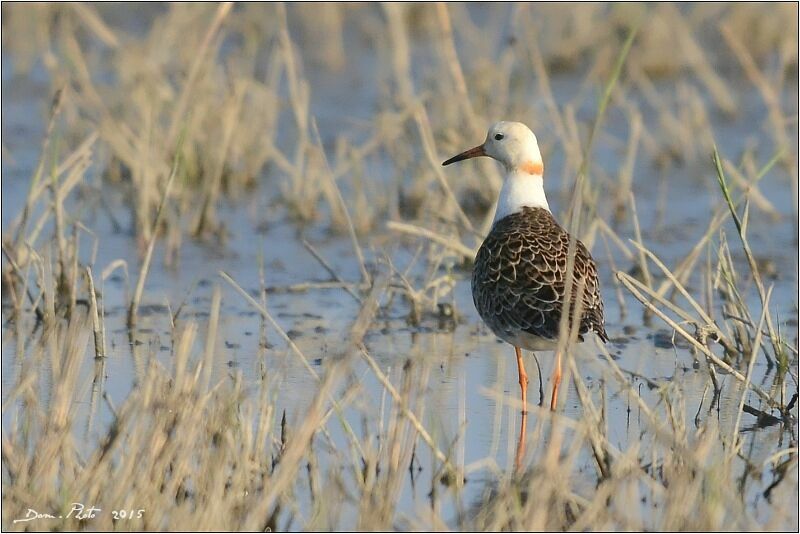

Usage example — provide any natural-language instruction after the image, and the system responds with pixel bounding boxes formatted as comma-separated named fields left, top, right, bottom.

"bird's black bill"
left=442, top=145, right=487, bottom=166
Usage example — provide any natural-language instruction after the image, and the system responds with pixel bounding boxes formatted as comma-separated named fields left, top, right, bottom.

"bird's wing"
left=472, top=207, right=607, bottom=342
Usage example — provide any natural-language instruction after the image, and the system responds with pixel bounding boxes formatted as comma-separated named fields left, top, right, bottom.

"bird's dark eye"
left=494, top=133, right=504, bottom=141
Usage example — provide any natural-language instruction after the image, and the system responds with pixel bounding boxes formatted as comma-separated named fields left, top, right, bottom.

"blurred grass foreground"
left=1, top=2, right=798, bottom=531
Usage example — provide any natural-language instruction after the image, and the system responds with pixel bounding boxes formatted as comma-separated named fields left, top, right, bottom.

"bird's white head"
left=442, top=121, right=549, bottom=222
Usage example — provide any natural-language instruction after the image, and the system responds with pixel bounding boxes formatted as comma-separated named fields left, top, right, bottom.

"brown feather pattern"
left=472, top=207, right=608, bottom=347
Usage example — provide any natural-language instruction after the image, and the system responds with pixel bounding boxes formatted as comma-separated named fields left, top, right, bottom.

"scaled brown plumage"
left=472, top=206, right=608, bottom=348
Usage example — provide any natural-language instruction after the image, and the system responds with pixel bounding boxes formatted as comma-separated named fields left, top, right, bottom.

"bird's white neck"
left=492, top=168, right=549, bottom=224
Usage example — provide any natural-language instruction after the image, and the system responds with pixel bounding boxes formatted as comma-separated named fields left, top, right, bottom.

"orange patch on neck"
left=520, top=161, right=544, bottom=175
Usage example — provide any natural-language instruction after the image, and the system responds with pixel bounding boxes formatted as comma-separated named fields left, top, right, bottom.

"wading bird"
left=443, top=121, right=607, bottom=416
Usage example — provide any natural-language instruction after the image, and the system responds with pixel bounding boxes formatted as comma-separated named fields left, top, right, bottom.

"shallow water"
left=2, top=5, right=798, bottom=530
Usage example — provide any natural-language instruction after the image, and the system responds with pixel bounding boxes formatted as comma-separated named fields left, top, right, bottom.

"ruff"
left=443, top=121, right=607, bottom=414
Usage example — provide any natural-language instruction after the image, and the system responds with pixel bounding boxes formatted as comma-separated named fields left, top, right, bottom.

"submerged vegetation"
left=1, top=3, right=797, bottom=531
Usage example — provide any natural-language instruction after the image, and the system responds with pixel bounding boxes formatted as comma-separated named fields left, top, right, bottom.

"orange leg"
left=515, top=346, right=528, bottom=413
left=549, top=350, right=562, bottom=411
left=514, top=408, right=528, bottom=472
